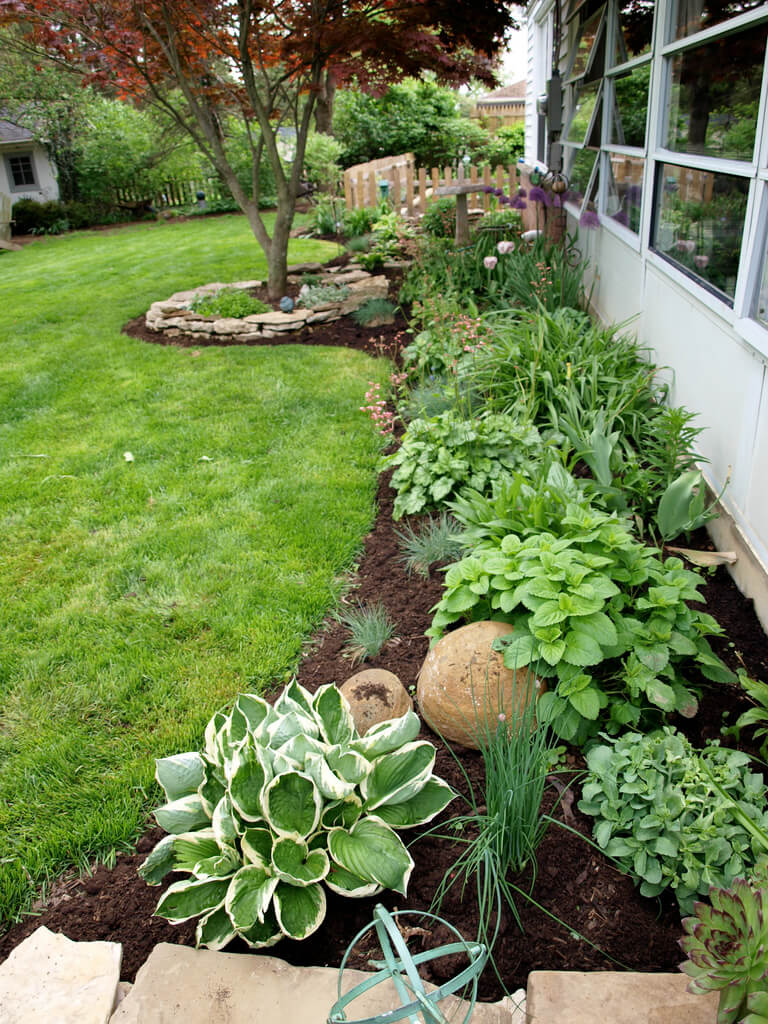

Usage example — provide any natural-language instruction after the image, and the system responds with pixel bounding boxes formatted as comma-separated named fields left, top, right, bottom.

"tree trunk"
left=313, top=72, right=336, bottom=135
left=265, top=198, right=296, bottom=300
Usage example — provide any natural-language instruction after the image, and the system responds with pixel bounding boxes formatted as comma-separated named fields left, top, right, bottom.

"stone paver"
left=0, top=926, right=122, bottom=1024
left=110, top=944, right=525, bottom=1023
left=526, top=971, right=719, bottom=1023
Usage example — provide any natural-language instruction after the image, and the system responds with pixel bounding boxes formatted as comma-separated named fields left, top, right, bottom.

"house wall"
left=0, top=141, right=59, bottom=203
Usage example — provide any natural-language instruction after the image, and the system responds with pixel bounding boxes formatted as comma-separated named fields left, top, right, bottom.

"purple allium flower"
left=511, top=197, right=527, bottom=210
left=579, top=209, right=600, bottom=229
left=500, top=195, right=511, bottom=205
left=481, top=185, right=494, bottom=194
left=492, top=188, right=504, bottom=197
left=611, top=209, right=630, bottom=227
left=552, top=194, right=562, bottom=207
left=529, top=185, right=548, bottom=205
left=517, top=188, right=527, bottom=198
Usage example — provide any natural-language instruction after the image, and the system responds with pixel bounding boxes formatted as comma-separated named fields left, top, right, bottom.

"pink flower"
left=483, top=256, right=498, bottom=270
left=693, top=254, right=710, bottom=269
left=497, top=240, right=515, bottom=255
left=675, top=239, right=696, bottom=254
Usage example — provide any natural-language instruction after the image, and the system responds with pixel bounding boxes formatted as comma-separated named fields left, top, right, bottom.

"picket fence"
left=114, top=176, right=228, bottom=209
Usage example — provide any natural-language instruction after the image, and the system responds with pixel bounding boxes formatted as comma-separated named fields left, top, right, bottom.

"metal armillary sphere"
left=327, top=904, right=487, bottom=1024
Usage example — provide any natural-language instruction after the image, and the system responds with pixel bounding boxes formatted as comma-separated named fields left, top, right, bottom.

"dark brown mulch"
left=2, top=297, right=768, bottom=999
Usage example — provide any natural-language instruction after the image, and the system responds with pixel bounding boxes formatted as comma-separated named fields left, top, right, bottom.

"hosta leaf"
left=198, top=759, right=226, bottom=818
left=325, top=864, right=382, bottom=899
left=227, top=747, right=271, bottom=821
left=172, top=830, right=221, bottom=873
left=154, top=794, right=210, bottom=835
left=277, top=734, right=328, bottom=767
left=241, top=827, right=273, bottom=867
left=204, top=711, right=227, bottom=762
left=303, top=752, right=355, bottom=801
left=328, top=818, right=413, bottom=895
left=263, top=771, right=321, bottom=838
left=351, top=711, right=420, bottom=760
left=212, top=794, right=240, bottom=847
left=155, top=877, right=230, bottom=924
left=362, top=742, right=436, bottom=811
left=326, top=747, right=370, bottom=785
left=225, top=865, right=278, bottom=931
left=235, top=693, right=271, bottom=733
left=372, top=778, right=456, bottom=829
left=284, top=679, right=314, bottom=716
left=194, top=850, right=241, bottom=878
left=271, top=837, right=329, bottom=886
left=155, top=753, right=206, bottom=803
left=273, top=882, right=326, bottom=940
left=322, top=795, right=363, bottom=830
left=268, top=710, right=319, bottom=748
left=228, top=705, right=249, bottom=747
left=138, top=834, right=176, bottom=885
left=195, top=906, right=237, bottom=951
left=313, top=684, right=356, bottom=746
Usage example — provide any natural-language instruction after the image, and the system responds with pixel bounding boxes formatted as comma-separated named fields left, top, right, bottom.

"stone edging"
left=144, top=261, right=403, bottom=341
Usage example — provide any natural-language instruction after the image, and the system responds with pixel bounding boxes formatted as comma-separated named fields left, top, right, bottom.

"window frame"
left=5, top=151, right=38, bottom=193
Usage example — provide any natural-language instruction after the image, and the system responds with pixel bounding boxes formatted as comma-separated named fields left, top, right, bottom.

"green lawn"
left=0, top=214, right=386, bottom=926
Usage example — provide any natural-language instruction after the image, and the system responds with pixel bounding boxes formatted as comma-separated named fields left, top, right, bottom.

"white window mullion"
left=652, top=149, right=756, bottom=178
left=661, top=5, right=768, bottom=55
left=638, top=0, right=671, bottom=251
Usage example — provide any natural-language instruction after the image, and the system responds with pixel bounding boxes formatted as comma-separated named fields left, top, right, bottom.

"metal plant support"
left=327, top=904, right=487, bottom=1024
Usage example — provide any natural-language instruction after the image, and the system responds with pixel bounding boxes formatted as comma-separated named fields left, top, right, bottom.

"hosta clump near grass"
left=139, top=681, right=454, bottom=949
left=680, top=858, right=768, bottom=1024
left=191, top=288, right=270, bottom=318
left=428, top=503, right=735, bottom=743
left=578, top=728, right=768, bottom=915
left=383, top=411, right=542, bottom=520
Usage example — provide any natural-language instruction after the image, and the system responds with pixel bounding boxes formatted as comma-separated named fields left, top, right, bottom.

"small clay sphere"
left=340, top=669, right=413, bottom=736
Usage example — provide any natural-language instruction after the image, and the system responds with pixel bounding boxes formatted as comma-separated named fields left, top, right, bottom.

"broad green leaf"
left=325, top=864, right=382, bottom=898
left=313, top=684, right=356, bottom=746
left=539, top=638, right=566, bottom=665
left=645, top=677, right=677, bottom=712
left=322, top=795, right=363, bottom=830
left=635, top=644, right=670, bottom=674
left=239, top=909, right=283, bottom=949
left=154, top=794, right=210, bottom=835
left=362, top=742, right=435, bottom=811
left=350, top=711, right=420, bottom=760
left=196, top=906, right=237, bottom=951
left=155, top=877, right=230, bottom=924
left=172, top=830, right=220, bottom=873
left=155, top=753, right=206, bottom=803
left=273, top=882, right=326, bottom=940
left=139, top=834, right=175, bottom=885
left=271, top=837, right=329, bottom=886
left=225, top=865, right=278, bottom=931
left=568, top=687, right=601, bottom=720
left=303, top=752, right=355, bottom=801
left=235, top=693, right=271, bottom=732
left=328, top=818, right=413, bottom=895
left=570, top=611, right=618, bottom=648
left=268, top=710, right=319, bottom=748
left=277, top=734, right=328, bottom=767
left=530, top=601, right=569, bottom=628
left=284, top=680, right=314, bottom=715
left=194, top=850, right=241, bottom=878
left=373, top=778, right=456, bottom=829
left=241, top=827, right=273, bottom=867
left=212, top=794, right=240, bottom=847
left=326, top=747, right=370, bottom=785
left=562, top=631, right=604, bottom=667
left=263, top=771, right=321, bottom=838
left=502, top=634, right=536, bottom=669
left=227, top=747, right=271, bottom=821
left=198, top=759, right=226, bottom=817
left=228, top=705, right=249, bottom=747
left=204, top=711, right=227, bottom=762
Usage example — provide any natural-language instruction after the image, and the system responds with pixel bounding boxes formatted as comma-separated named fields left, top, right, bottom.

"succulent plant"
left=680, top=860, right=768, bottom=1024
left=139, top=680, right=455, bottom=949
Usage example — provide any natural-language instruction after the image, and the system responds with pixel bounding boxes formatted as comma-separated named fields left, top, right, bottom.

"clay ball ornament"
left=340, top=669, right=413, bottom=736
left=279, top=295, right=295, bottom=313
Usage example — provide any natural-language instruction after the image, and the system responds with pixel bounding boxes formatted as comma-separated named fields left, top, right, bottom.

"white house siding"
left=0, top=140, right=59, bottom=203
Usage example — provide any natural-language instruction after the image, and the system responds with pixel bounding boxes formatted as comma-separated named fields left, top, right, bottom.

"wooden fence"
left=0, top=192, right=11, bottom=243
left=114, top=175, right=229, bottom=209
left=343, top=154, right=521, bottom=217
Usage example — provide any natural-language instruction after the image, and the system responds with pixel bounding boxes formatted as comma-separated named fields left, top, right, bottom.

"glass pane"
left=652, top=162, right=749, bottom=300
left=756, top=248, right=768, bottom=326
left=606, top=154, right=645, bottom=232
left=569, top=6, right=605, bottom=80
left=610, top=63, right=650, bottom=148
left=613, top=0, right=654, bottom=65
left=566, top=147, right=599, bottom=204
left=566, top=80, right=601, bottom=144
left=666, top=24, right=768, bottom=160
left=673, top=0, right=766, bottom=40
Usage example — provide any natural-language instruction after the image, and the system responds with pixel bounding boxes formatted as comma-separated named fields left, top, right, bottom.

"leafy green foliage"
left=729, top=672, right=768, bottom=761
left=680, top=859, right=768, bottom=1024
left=479, top=123, right=525, bottom=168
left=384, top=411, right=542, bottom=519
left=190, top=289, right=270, bottom=318
left=302, top=133, right=343, bottom=192
left=429, top=507, right=735, bottom=743
left=298, top=282, right=350, bottom=308
left=140, top=682, right=454, bottom=947
left=656, top=469, right=723, bottom=541
left=394, top=513, right=465, bottom=577
left=336, top=601, right=396, bottom=663
left=421, top=198, right=457, bottom=239
left=351, top=298, right=398, bottom=326
left=579, top=729, right=768, bottom=915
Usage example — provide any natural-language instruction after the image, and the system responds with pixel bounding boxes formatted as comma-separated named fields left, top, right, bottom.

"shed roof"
left=477, top=81, right=527, bottom=104
left=0, top=120, right=35, bottom=144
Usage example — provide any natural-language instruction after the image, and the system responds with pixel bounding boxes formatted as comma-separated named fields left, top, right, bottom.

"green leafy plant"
left=420, top=197, right=456, bottom=239
left=191, top=288, right=270, bottom=318
left=428, top=506, right=735, bottom=743
left=383, top=410, right=542, bottom=519
left=343, top=205, right=381, bottom=238
left=346, top=234, right=372, bottom=253
left=656, top=469, right=724, bottom=541
left=336, top=601, right=396, bottom=663
left=680, top=859, right=768, bottom=1024
left=728, top=671, right=768, bottom=760
left=310, top=194, right=343, bottom=236
left=139, top=681, right=454, bottom=948
left=394, top=512, right=465, bottom=577
left=298, top=282, right=350, bottom=309
left=578, top=728, right=768, bottom=914
left=351, top=298, right=398, bottom=326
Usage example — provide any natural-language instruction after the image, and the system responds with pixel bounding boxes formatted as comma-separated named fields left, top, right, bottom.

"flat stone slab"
left=0, top=926, right=122, bottom=1024
left=110, top=944, right=524, bottom=1023
left=527, top=971, right=719, bottom=1023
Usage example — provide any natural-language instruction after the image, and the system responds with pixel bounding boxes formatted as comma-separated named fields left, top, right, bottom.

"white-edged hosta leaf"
left=271, top=751, right=300, bottom=774
left=225, top=865, right=278, bottom=931
left=155, top=753, right=206, bottom=802
left=273, top=881, right=326, bottom=940
left=322, top=795, right=363, bottom=830
left=198, top=759, right=226, bottom=817
left=212, top=794, right=240, bottom=847
left=313, top=684, right=356, bottom=746
left=204, top=711, right=227, bottom=762
left=350, top=711, right=420, bottom=760
left=242, top=827, right=273, bottom=867
left=155, top=877, right=230, bottom=924
left=326, top=746, right=370, bottom=785
left=238, top=908, right=283, bottom=949
left=235, top=693, right=271, bottom=733
left=263, top=771, right=321, bottom=838
left=227, top=704, right=249, bottom=747
left=194, top=849, right=241, bottom=879
left=325, top=864, right=382, bottom=899
left=362, top=742, right=435, bottom=811
left=138, top=834, right=175, bottom=885
left=372, top=778, right=456, bottom=829
left=284, top=679, right=314, bottom=715
left=304, top=752, right=356, bottom=801
left=271, top=836, right=330, bottom=886
left=328, top=817, right=413, bottom=895
left=227, top=747, right=271, bottom=821
left=154, top=794, right=209, bottom=835
left=268, top=710, right=320, bottom=749
left=196, top=906, right=237, bottom=951
left=277, top=733, right=329, bottom=767
left=171, top=830, right=220, bottom=872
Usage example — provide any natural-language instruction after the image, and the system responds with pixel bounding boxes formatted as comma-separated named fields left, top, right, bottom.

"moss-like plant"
left=191, top=288, right=270, bottom=318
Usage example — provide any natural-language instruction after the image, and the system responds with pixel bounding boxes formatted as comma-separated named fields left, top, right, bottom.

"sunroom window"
left=672, top=0, right=766, bottom=41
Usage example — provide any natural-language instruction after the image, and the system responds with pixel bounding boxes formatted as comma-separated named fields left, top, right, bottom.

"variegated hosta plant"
left=680, top=860, right=768, bottom=1024
left=139, top=681, right=455, bottom=950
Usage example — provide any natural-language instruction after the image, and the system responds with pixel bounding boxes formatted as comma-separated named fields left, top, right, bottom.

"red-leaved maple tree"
left=1, top=0, right=517, bottom=296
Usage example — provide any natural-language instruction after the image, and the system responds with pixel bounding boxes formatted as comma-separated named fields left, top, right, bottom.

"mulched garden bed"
left=2, top=286, right=768, bottom=1001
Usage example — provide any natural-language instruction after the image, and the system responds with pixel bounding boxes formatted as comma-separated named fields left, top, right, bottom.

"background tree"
left=1, top=0, right=517, bottom=298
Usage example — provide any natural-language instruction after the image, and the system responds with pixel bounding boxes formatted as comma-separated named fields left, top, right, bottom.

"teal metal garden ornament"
left=328, top=904, right=487, bottom=1024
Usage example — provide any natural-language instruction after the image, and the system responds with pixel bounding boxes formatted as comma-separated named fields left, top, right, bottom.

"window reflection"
left=610, top=64, right=650, bottom=147
left=652, top=163, right=749, bottom=299
left=613, top=0, right=654, bottom=64
left=566, top=80, right=601, bottom=144
left=566, top=148, right=599, bottom=204
left=756, top=250, right=768, bottom=326
left=569, top=6, right=606, bottom=80
left=673, top=0, right=766, bottom=40
left=606, top=154, right=645, bottom=232
left=666, top=24, right=768, bottom=160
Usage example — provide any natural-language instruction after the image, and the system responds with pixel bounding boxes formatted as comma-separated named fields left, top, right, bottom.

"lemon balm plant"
left=139, top=681, right=454, bottom=949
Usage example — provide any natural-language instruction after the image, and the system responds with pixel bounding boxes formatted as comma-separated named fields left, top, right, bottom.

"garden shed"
left=525, top=0, right=768, bottom=630
left=0, top=119, right=59, bottom=204
left=474, top=80, right=527, bottom=129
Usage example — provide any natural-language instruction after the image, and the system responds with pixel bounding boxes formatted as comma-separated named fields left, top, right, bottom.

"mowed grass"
left=0, top=214, right=386, bottom=926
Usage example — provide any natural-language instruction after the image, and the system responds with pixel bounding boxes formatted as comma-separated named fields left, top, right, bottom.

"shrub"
left=139, top=681, right=455, bottom=948
left=12, top=199, right=68, bottom=235
left=579, top=728, right=768, bottom=914
left=343, top=206, right=380, bottom=237
left=191, top=289, right=270, bottom=319
left=421, top=198, right=456, bottom=239
left=303, top=133, right=343, bottom=192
